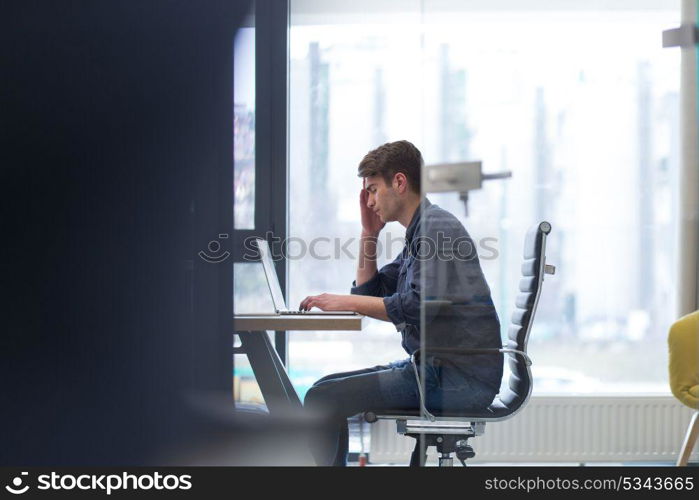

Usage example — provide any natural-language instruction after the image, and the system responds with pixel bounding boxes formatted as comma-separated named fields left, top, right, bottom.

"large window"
left=233, top=5, right=266, bottom=407
left=288, top=0, right=681, bottom=397
left=288, top=6, right=424, bottom=399
left=234, top=13, right=256, bottom=230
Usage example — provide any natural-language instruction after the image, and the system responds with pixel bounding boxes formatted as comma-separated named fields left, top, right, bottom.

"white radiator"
left=369, top=396, right=699, bottom=464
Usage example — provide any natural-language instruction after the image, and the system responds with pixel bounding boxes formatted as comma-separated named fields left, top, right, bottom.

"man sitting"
left=300, top=140, right=503, bottom=466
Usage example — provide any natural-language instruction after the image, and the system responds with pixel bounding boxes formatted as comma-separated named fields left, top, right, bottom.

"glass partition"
left=420, top=0, right=680, bottom=395
left=288, top=0, right=680, bottom=406
left=285, top=0, right=680, bottom=464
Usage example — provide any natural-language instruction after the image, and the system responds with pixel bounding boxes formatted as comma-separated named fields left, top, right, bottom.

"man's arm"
left=298, top=293, right=389, bottom=321
left=356, top=186, right=384, bottom=286
left=356, top=231, right=379, bottom=287
left=298, top=185, right=397, bottom=318
left=352, top=186, right=404, bottom=296
left=351, top=295, right=389, bottom=320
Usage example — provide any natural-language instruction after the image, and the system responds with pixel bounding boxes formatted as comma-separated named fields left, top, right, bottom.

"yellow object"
left=668, top=311, right=699, bottom=409
left=668, top=310, right=699, bottom=466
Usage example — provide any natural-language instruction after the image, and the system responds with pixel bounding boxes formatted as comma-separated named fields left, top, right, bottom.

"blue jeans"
left=303, top=358, right=498, bottom=466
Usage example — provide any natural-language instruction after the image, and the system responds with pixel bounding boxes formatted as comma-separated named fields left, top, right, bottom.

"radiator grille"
left=369, top=396, right=699, bottom=464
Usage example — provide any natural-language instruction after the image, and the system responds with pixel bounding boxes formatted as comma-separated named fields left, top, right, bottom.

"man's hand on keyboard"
left=299, top=293, right=355, bottom=312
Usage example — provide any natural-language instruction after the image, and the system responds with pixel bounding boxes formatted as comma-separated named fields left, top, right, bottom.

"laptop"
left=255, top=238, right=358, bottom=316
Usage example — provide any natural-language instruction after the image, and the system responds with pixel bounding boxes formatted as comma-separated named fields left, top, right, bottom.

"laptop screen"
left=255, top=238, right=287, bottom=312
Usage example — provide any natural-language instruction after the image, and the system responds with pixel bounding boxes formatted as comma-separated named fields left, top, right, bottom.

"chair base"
left=677, top=411, right=699, bottom=466
left=397, top=419, right=485, bottom=436
left=397, top=418, right=484, bottom=466
left=408, top=433, right=476, bottom=467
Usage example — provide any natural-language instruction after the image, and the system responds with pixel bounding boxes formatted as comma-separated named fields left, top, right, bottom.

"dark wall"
left=0, top=0, right=247, bottom=465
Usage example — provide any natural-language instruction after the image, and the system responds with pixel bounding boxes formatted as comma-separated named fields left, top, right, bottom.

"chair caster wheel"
left=455, top=440, right=475, bottom=462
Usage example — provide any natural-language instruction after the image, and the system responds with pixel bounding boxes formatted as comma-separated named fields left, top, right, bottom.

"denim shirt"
left=351, top=199, right=504, bottom=390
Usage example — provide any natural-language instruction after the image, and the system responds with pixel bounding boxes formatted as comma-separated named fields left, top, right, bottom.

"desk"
left=234, top=314, right=366, bottom=414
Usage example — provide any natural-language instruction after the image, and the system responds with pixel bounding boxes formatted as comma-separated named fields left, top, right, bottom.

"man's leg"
left=305, top=363, right=398, bottom=466
left=310, top=361, right=401, bottom=388
left=303, top=359, right=418, bottom=466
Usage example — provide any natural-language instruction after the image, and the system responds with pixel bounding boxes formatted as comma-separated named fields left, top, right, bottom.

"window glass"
left=234, top=10, right=256, bottom=229
left=233, top=262, right=274, bottom=407
left=289, top=4, right=423, bottom=402
left=421, top=2, right=680, bottom=394
left=234, top=262, right=274, bottom=315
left=288, top=0, right=681, bottom=404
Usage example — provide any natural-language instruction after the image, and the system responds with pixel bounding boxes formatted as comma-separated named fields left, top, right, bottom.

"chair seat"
left=366, top=397, right=518, bottom=421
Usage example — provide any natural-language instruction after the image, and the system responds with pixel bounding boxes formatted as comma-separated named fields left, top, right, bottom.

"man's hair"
left=357, top=140, right=422, bottom=193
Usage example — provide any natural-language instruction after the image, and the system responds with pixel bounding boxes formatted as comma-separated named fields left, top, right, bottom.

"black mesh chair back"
left=486, top=220, right=552, bottom=418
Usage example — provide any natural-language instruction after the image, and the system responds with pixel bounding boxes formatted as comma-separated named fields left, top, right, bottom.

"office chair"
left=364, top=221, right=555, bottom=466
left=668, top=310, right=699, bottom=466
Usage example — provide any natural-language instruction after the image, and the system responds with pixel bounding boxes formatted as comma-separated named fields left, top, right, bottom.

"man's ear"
left=393, top=172, right=408, bottom=194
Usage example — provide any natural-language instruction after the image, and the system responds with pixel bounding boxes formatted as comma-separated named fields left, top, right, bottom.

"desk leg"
left=237, top=330, right=302, bottom=414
